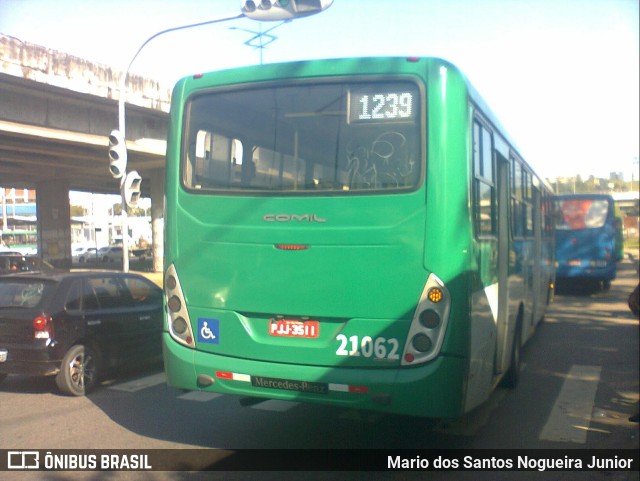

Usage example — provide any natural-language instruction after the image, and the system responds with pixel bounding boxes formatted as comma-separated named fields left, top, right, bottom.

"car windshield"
left=0, top=280, right=53, bottom=308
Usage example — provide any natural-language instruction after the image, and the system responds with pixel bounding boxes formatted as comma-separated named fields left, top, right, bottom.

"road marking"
left=249, top=400, right=299, bottom=412
left=178, top=391, right=223, bottom=402
left=539, top=364, right=602, bottom=444
left=108, top=372, right=166, bottom=392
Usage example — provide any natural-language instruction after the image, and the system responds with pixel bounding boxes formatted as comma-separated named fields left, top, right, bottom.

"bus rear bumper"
left=163, top=333, right=466, bottom=418
left=556, top=263, right=616, bottom=281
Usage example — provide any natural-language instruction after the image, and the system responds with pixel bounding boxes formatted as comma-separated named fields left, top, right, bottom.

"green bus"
left=163, top=57, right=555, bottom=418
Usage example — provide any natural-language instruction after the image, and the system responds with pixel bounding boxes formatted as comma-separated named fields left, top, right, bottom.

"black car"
left=0, top=270, right=163, bottom=395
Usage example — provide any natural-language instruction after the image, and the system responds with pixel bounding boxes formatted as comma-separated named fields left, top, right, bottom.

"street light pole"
left=115, top=12, right=244, bottom=272
left=117, top=13, right=245, bottom=139
left=109, top=0, right=333, bottom=272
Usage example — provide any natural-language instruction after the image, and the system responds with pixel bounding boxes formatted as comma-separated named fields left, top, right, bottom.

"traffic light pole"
left=111, top=1, right=333, bottom=272
left=121, top=195, right=129, bottom=272
left=115, top=12, right=244, bottom=272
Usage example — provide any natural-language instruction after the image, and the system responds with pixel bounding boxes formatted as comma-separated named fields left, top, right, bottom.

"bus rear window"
left=555, top=198, right=610, bottom=230
left=183, top=81, right=422, bottom=194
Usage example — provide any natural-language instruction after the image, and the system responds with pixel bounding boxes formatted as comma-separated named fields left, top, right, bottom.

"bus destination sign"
left=349, top=90, right=415, bottom=123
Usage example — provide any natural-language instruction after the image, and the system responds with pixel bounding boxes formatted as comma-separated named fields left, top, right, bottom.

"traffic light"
left=108, top=129, right=127, bottom=179
left=241, top=0, right=333, bottom=20
left=121, top=170, right=142, bottom=208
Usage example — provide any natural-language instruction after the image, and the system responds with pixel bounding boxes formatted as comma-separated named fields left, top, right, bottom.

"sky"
left=0, top=0, right=638, bottom=182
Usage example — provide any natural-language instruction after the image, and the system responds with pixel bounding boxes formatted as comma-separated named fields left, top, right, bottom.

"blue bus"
left=555, top=194, right=620, bottom=290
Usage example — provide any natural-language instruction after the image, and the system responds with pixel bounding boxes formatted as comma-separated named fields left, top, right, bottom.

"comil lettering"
left=263, top=214, right=326, bottom=223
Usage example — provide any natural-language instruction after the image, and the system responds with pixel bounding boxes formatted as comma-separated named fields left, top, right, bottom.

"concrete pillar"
left=36, top=179, right=71, bottom=268
left=150, top=168, right=164, bottom=273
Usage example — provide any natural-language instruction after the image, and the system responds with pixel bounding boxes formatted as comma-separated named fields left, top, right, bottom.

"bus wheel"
left=501, top=325, right=521, bottom=389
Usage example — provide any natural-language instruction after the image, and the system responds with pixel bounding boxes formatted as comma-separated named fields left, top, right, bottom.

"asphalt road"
left=1, top=259, right=638, bottom=481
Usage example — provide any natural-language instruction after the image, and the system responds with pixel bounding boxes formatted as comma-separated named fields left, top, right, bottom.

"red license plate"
left=269, top=319, right=319, bottom=338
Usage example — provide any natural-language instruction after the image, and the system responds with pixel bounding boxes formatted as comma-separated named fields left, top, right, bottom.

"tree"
left=70, top=205, right=87, bottom=216
left=110, top=202, right=146, bottom=217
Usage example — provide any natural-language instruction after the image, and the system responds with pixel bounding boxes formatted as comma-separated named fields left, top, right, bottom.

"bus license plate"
left=0, top=349, right=7, bottom=363
left=269, top=319, right=319, bottom=338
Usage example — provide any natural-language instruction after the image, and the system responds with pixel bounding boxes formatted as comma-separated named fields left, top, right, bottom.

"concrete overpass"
left=0, top=34, right=172, bottom=270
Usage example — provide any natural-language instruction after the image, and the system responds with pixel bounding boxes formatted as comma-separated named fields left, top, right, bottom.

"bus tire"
left=501, top=323, right=521, bottom=389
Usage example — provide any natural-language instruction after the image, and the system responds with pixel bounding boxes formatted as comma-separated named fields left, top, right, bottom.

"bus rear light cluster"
left=401, top=273, right=451, bottom=366
left=172, top=317, right=189, bottom=335
left=165, top=264, right=195, bottom=348
left=419, top=309, right=441, bottom=329
left=411, top=333, right=432, bottom=352
left=427, top=287, right=443, bottom=303
left=167, top=295, right=182, bottom=312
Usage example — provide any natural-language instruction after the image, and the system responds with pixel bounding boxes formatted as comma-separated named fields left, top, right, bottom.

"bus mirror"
left=242, top=0, right=334, bottom=20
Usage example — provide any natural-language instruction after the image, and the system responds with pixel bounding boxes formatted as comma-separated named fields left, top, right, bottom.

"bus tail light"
left=419, top=310, right=441, bottom=329
left=401, top=273, right=451, bottom=366
left=427, top=287, right=443, bottom=303
left=165, top=264, right=195, bottom=348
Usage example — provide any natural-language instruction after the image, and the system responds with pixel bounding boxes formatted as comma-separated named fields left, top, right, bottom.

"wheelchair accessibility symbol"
left=197, top=318, right=219, bottom=344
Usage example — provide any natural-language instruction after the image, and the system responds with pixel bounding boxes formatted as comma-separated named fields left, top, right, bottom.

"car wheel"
left=55, top=344, right=99, bottom=396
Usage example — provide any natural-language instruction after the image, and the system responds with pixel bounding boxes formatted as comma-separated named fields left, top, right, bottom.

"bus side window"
left=511, top=157, right=525, bottom=238
left=523, top=170, right=534, bottom=236
left=473, top=120, right=496, bottom=237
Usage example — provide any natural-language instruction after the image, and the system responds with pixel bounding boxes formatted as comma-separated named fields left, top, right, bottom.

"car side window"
left=82, top=282, right=100, bottom=310
left=123, top=277, right=161, bottom=307
left=64, top=281, right=82, bottom=312
left=88, top=276, right=134, bottom=309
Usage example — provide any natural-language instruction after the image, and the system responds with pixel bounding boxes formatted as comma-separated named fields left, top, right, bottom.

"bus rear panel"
left=555, top=194, right=618, bottom=288
left=163, top=57, right=553, bottom=418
